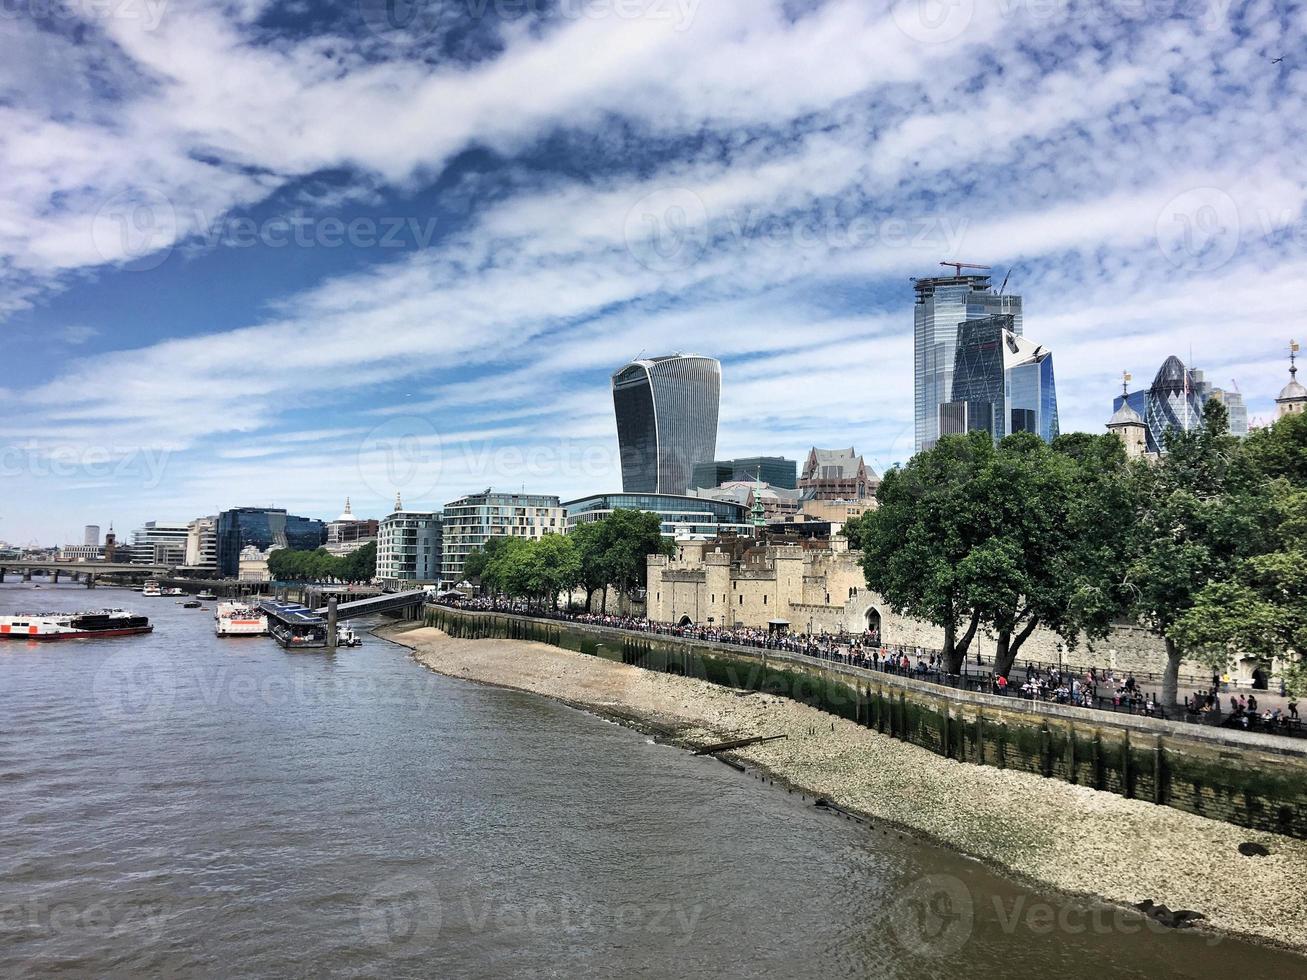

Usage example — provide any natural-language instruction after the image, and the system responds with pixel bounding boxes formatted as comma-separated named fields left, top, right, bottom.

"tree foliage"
left=461, top=509, right=673, bottom=611
left=267, top=541, right=377, bottom=583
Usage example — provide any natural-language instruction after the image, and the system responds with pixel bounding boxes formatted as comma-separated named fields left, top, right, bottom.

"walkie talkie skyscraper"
left=612, top=354, right=721, bottom=495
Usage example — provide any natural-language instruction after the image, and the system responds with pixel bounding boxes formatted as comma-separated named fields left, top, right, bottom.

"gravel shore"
left=382, top=624, right=1307, bottom=954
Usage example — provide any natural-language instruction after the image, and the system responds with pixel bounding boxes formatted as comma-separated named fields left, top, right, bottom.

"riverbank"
left=381, top=623, right=1307, bottom=955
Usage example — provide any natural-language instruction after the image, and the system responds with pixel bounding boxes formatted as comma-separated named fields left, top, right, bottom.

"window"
left=763, top=595, right=767, bottom=605
left=738, top=595, right=743, bottom=605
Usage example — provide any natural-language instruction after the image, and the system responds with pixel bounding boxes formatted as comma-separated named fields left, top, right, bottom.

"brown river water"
left=0, top=580, right=1300, bottom=978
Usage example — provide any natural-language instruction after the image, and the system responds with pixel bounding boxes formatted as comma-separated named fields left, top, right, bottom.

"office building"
left=441, top=490, right=563, bottom=584
left=612, top=354, right=721, bottom=495
left=691, top=456, right=798, bottom=490
left=798, top=447, right=879, bottom=500
left=377, top=497, right=442, bottom=586
left=83, top=525, right=100, bottom=547
left=914, top=274, right=1022, bottom=452
left=326, top=498, right=379, bottom=556
left=564, top=492, right=754, bottom=541
left=1114, top=355, right=1205, bottom=454
left=130, top=521, right=189, bottom=566
left=1210, top=387, right=1249, bottom=437
left=184, top=516, right=218, bottom=569
left=938, top=315, right=1059, bottom=444
left=58, top=545, right=104, bottom=562
left=215, top=507, right=327, bottom=578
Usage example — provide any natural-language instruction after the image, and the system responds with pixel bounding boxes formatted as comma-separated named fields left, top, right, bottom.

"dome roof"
left=335, top=497, right=356, bottom=523
left=1279, top=378, right=1307, bottom=402
left=1108, top=400, right=1144, bottom=426
left=1150, top=355, right=1188, bottom=394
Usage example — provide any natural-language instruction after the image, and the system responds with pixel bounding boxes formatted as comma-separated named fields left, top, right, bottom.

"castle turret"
left=1276, top=340, right=1306, bottom=419
left=1107, top=371, right=1149, bottom=458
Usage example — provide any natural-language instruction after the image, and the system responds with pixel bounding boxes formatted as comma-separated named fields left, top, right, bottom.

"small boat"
left=197, top=590, right=217, bottom=601
left=162, top=588, right=184, bottom=597
left=182, top=600, right=202, bottom=609
left=142, top=581, right=162, bottom=598
left=337, top=625, right=363, bottom=648
left=0, top=609, right=152, bottom=640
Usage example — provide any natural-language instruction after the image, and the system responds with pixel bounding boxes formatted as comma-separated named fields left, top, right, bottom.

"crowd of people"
left=433, top=596, right=1300, bottom=735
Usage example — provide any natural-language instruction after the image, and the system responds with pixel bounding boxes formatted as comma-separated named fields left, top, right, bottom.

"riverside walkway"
left=430, top=599, right=1305, bottom=741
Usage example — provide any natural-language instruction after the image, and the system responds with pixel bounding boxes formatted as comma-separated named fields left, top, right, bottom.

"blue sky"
left=1, top=0, right=1303, bottom=545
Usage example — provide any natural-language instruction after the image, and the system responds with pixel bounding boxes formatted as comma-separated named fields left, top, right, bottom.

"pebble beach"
left=382, top=624, right=1307, bottom=955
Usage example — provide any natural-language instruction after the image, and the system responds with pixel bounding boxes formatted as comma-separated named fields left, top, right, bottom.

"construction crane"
left=939, top=261, right=991, bottom=277
left=998, top=266, right=1015, bottom=296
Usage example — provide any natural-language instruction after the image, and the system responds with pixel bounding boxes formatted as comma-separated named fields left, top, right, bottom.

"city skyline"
left=3, top=4, right=1303, bottom=543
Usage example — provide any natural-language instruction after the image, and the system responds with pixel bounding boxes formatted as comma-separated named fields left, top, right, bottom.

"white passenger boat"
left=214, top=602, right=269, bottom=637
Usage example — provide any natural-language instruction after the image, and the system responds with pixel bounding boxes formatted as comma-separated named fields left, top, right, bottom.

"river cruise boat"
left=0, top=609, right=152, bottom=640
left=197, top=590, right=218, bottom=601
left=259, top=600, right=329, bottom=649
left=142, top=581, right=162, bottom=597
left=214, top=602, right=269, bottom=637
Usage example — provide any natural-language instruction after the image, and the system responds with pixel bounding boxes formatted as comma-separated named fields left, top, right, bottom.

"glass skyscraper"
left=612, top=354, right=721, bottom=495
left=913, top=275, right=1022, bottom=452
left=939, top=315, right=1058, bottom=445
left=690, top=456, right=797, bottom=489
left=1113, top=355, right=1206, bottom=454
left=215, top=507, right=327, bottom=577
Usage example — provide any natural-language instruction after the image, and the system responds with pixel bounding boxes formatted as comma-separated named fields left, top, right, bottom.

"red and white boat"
left=0, top=609, right=153, bottom=640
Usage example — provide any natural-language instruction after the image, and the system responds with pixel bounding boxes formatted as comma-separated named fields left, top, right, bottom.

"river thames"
left=0, top=580, right=1299, bottom=977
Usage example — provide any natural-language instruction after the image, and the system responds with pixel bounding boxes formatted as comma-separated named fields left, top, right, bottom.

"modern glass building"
left=563, top=493, right=753, bottom=540
left=441, top=491, right=564, bottom=584
left=1113, top=355, right=1206, bottom=454
left=215, top=507, right=327, bottom=578
left=612, top=354, right=721, bottom=495
left=690, top=456, right=797, bottom=489
left=939, top=315, right=1059, bottom=445
left=913, top=275, right=1022, bottom=452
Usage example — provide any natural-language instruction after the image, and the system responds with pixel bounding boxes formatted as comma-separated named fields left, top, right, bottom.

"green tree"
left=529, top=533, right=581, bottom=609
left=601, top=509, right=674, bottom=608
left=1124, top=398, right=1272, bottom=704
left=570, top=520, right=614, bottom=612
left=852, top=431, right=994, bottom=673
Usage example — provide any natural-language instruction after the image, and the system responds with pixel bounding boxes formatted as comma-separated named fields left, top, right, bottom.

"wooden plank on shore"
left=692, top=734, right=788, bottom=756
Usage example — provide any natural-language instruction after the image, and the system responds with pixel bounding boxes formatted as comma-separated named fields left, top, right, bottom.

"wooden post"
left=1154, top=735, right=1165, bottom=805
left=1067, top=724, right=1077, bottom=785
left=1092, top=732, right=1103, bottom=790
left=1121, top=732, right=1133, bottom=799
left=327, top=596, right=338, bottom=650
left=976, top=709, right=985, bottom=766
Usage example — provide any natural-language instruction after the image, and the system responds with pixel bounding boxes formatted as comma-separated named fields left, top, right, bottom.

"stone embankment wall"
left=423, top=605, right=1307, bottom=839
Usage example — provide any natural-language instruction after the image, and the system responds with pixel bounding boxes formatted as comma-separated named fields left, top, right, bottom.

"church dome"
left=335, top=497, right=356, bottom=523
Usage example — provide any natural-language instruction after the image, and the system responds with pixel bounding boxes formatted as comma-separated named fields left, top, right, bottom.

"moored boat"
left=214, top=602, right=269, bottom=637
left=142, top=581, right=162, bottom=598
left=0, top=609, right=152, bottom=640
